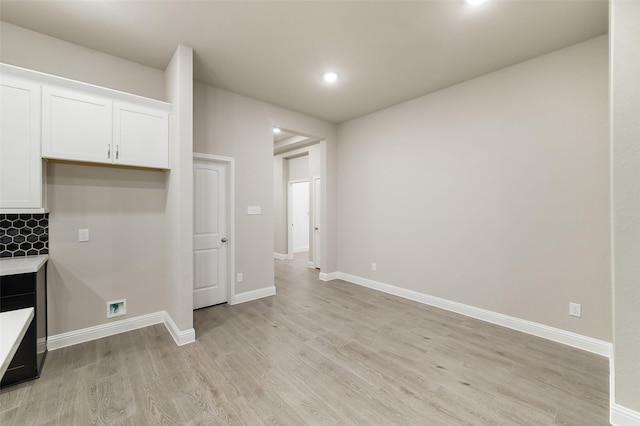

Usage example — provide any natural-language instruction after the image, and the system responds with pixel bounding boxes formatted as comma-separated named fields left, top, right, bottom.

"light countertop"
left=0, top=255, right=49, bottom=277
left=0, top=308, right=34, bottom=378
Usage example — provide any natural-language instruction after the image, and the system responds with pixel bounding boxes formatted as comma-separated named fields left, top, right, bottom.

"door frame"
left=193, top=153, right=237, bottom=305
left=311, top=175, right=321, bottom=269
left=287, top=178, right=310, bottom=259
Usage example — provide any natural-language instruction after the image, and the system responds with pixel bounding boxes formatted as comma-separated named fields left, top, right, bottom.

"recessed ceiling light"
left=323, top=72, right=338, bottom=84
left=465, top=0, right=486, bottom=4
left=273, top=127, right=281, bottom=134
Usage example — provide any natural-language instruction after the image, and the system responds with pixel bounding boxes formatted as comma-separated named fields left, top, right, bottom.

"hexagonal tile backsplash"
left=0, top=213, right=49, bottom=258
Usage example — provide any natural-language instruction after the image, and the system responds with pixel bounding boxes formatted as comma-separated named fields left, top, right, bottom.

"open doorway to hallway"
left=273, top=128, right=322, bottom=270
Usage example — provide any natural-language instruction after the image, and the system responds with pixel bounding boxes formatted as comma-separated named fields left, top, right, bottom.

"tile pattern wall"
left=0, top=213, right=49, bottom=258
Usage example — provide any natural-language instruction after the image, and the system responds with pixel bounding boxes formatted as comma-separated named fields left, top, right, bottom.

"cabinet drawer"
left=0, top=293, right=36, bottom=312
left=0, top=272, right=36, bottom=296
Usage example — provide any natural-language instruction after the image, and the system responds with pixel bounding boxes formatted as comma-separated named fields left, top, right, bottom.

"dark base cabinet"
left=0, top=264, right=47, bottom=388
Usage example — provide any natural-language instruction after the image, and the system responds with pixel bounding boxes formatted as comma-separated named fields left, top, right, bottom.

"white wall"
left=611, top=0, right=640, bottom=414
left=289, top=155, right=310, bottom=181
left=193, top=84, right=275, bottom=293
left=273, top=155, right=287, bottom=256
left=0, top=21, right=165, bottom=101
left=46, top=164, right=168, bottom=334
left=336, top=36, right=610, bottom=341
left=164, top=45, right=194, bottom=333
left=1, top=22, right=195, bottom=336
left=194, top=83, right=337, bottom=287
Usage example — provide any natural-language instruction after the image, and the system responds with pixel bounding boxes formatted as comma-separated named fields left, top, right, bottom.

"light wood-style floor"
left=1, top=252, right=609, bottom=425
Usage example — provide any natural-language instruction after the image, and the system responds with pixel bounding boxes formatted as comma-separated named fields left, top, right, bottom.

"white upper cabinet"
left=0, top=75, right=45, bottom=210
left=113, top=102, right=169, bottom=169
left=42, top=85, right=170, bottom=169
left=42, top=86, right=113, bottom=165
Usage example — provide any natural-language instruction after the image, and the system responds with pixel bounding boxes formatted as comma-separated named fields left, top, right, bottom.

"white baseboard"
left=274, top=252, right=289, bottom=260
left=336, top=272, right=612, bottom=358
left=307, top=261, right=315, bottom=268
left=293, top=247, right=309, bottom=253
left=319, top=271, right=338, bottom=282
left=232, top=286, right=276, bottom=305
left=611, top=404, right=640, bottom=426
left=163, top=312, right=196, bottom=346
left=47, top=311, right=195, bottom=350
left=48, top=311, right=164, bottom=350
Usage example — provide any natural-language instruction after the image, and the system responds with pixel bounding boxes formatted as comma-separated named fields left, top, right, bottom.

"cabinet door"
left=0, top=77, right=43, bottom=209
left=113, top=102, right=169, bottom=169
left=42, top=86, right=113, bottom=164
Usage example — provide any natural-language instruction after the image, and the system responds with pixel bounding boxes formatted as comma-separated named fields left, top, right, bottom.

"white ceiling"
left=0, top=1, right=608, bottom=124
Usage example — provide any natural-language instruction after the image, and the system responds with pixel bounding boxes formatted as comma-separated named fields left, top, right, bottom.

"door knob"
left=221, top=238, right=227, bottom=243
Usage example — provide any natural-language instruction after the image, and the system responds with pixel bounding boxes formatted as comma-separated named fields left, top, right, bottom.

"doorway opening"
left=273, top=128, right=322, bottom=270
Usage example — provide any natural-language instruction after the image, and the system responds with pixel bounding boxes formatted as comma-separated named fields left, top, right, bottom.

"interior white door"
left=312, top=177, right=321, bottom=269
left=193, top=160, right=228, bottom=309
left=290, top=181, right=310, bottom=253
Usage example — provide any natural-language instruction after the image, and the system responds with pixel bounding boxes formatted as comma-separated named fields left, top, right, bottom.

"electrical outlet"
left=107, top=299, right=126, bottom=318
left=371, top=262, right=377, bottom=272
left=237, top=273, right=243, bottom=283
left=78, top=228, right=90, bottom=242
left=247, top=206, right=261, bottom=215
left=569, top=302, right=581, bottom=318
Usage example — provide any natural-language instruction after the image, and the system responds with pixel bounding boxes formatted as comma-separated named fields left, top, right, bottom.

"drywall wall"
left=193, top=83, right=337, bottom=290
left=193, top=84, right=275, bottom=294
left=611, top=0, right=640, bottom=413
left=46, top=163, right=168, bottom=334
left=289, top=155, right=310, bottom=181
left=273, top=155, right=287, bottom=256
left=0, top=21, right=165, bottom=101
left=0, top=23, right=195, bottom=337
left=164, top=45, right=194, bottom=333
left=336, top=36, right=610, bottom=341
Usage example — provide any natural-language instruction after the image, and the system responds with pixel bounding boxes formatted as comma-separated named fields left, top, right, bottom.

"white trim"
left=193, top=153, right=236, bottom=306
left=336, top=272, right=612, bottom=357
left=311, top=175, right=321, bottom=269
left=48, top=311, right=164, bottom=350
left=274, top=252, right=289, bottom=260
left=293, top=247, right=309, bottom=253
left=307, top=261, right=315, bottom=269
left=163, top=312, right=196, bottom=346
left=231, top=286, right=276, bottom=305
left=611, top=404, right=640, bottom=426
left=0, top=208, right=49, bottom=214
left=319, top=271, right=338, bottom=282
left=610, top=347, right=640, bottom=426
left=611, top=352, right=617, bottom=425
left=47, top=311, right=195, bottom=350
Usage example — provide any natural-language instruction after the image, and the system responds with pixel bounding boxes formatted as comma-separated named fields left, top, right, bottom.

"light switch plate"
left=78, top=229, right=90, bottom=242
left=247, top=206, right=261, bottom=215
left=237, top=273, right=243, bottom=283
